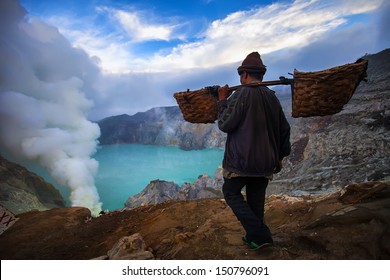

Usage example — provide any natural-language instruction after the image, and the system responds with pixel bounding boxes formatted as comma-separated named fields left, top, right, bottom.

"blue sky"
left=20, top=0, right=282, bottom=73
left=5, top=0, right=390, bottom=119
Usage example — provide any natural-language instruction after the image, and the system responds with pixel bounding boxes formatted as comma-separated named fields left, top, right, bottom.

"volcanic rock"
left=0, top=154, right=65, bottom=214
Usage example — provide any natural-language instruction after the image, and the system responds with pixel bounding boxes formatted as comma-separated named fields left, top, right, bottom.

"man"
left=217, top=52, right=291, bottom=250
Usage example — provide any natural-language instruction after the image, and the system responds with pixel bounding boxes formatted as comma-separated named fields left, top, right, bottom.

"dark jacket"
left=217, top=85, right=291, bottom=177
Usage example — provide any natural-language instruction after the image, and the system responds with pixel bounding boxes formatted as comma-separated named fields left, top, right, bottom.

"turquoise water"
left=94, top=144, right=224, bottom=210
left=23, top=144, right=224, bottom=211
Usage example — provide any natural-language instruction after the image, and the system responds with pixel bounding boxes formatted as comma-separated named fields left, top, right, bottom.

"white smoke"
left=0, top=0, right=102, bottom=215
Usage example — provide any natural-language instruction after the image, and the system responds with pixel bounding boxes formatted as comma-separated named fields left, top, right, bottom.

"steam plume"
left=0, top=0, right=102, bottom=215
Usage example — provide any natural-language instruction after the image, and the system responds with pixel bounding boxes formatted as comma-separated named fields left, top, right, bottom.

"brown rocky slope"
left=0, top=154, right=65, bottom=215
left=0, top=180, right=389, bottom=260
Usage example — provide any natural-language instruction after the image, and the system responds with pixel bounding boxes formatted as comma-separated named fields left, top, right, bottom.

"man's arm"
left=217, top=85, right=245, bottom=133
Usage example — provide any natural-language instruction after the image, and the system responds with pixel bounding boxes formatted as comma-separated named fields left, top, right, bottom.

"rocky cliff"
left=98, top=106, right=226, bottom=150
left=270, top=48, right=390, bottom=195
left=0, top=155, right=65, bottom=214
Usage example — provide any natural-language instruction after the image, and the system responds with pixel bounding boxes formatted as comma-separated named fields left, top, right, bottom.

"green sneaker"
left=249, top=240, right=273, bottom=251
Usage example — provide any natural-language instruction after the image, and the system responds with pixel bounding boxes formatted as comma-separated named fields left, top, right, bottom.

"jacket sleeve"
left=217, top=91, right=245, bottom=133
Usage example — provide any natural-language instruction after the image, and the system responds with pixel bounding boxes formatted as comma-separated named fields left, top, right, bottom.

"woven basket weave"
left=292, top=59, right=368, bottom=117
left=173, top=86, right=219, bottom=123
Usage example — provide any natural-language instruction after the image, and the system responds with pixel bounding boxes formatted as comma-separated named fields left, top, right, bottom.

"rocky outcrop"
left=124, top=168, right=224, bottom=209
left=269, top=48, right=390, bottom=195
left=97, top=106, right=226, bottom=149
left=0, top=180, right=388, bottom=260
left=0, top=155, right=65, bottom=214
left=125, top=180, right=182, bottom=208
left=180, top=167, right=224, bottom=200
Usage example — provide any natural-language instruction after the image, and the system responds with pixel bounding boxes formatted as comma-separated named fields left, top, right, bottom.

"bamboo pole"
left=228, top=76, right=293, bottom=92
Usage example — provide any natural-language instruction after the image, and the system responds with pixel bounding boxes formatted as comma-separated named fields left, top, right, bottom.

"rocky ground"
left=1, top=180, right=389, bottom=260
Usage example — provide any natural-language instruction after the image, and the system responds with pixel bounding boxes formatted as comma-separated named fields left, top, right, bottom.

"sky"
left=0, top=0, right=389, bottom=213
left=15, top=0, right=390, bottom=120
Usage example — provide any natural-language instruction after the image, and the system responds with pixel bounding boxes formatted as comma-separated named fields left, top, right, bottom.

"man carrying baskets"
left=217, top=52, right=291, bottom=250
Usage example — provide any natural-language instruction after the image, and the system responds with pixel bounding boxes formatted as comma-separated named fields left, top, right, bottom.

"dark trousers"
left=222, top=176, right=272, bottom=244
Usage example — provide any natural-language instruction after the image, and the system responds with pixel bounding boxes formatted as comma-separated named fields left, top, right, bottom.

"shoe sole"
left=248, top=242, right=273, bottom=251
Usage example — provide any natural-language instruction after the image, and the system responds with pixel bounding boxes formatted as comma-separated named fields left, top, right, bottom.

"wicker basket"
left=173, top=59, right=368, bottom=123
left=173, top=86, right=219, bottom=123
left=292, top=58, right=368, bottom=117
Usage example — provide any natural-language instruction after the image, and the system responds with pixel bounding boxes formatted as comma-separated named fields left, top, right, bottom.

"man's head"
left=237, top=52, right=266, bottom=84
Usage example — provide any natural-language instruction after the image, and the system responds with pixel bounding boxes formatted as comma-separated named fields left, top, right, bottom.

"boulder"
left=107, top=233, right=154, bottom=260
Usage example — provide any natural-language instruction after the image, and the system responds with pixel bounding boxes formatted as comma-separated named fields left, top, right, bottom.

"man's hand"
left=218, top=84, right=231, bottom=100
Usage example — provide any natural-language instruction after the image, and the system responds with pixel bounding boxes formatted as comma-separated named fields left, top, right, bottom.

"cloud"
left=145, top=0, right=384, bottom=71
left=374, top=0, right=390, bottom=50
left=115, top=10, right=174, bottom=42
left=83, top=0, right=388, bottom=119
left=0, top=0, right=103, bottom=215
left=88, top=63, right=236, bottom=120
left=39, top=0, right=385, bottom=75
left=2, top=0, right=389, bottom=120
left=3, top=0, right=388, bottom=122
left=71, top=0, right=385, bottom=73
